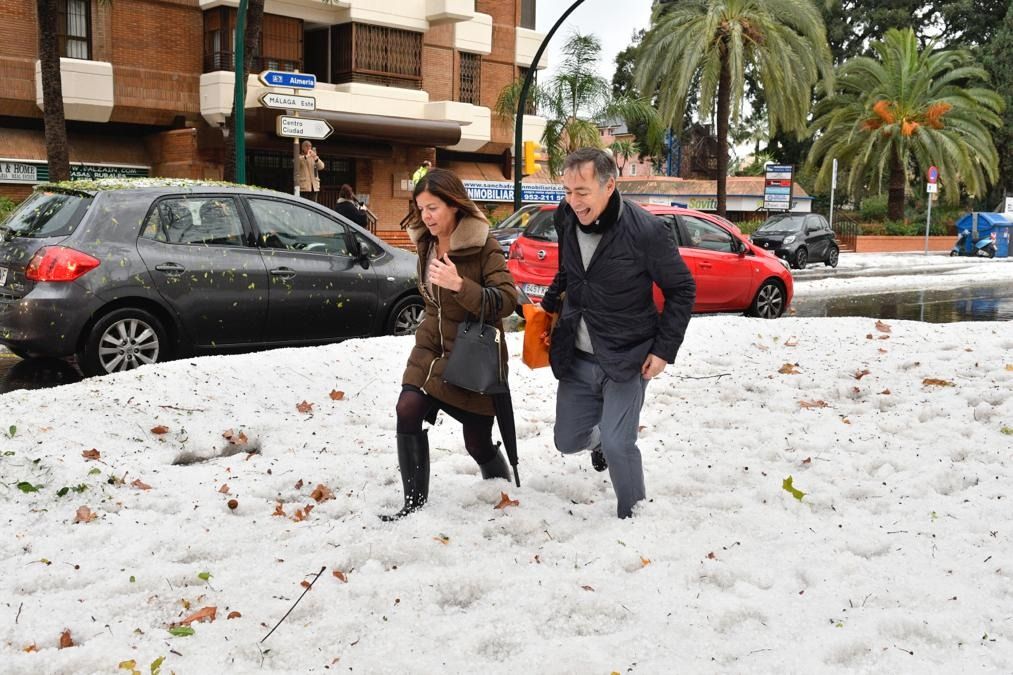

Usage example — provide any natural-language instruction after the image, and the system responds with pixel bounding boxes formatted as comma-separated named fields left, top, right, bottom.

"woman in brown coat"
left=383, top=168, right=519, bottom=520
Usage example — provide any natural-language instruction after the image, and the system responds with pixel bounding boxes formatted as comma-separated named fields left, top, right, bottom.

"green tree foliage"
left=807, top=28, right=1005, bottom=220
left=496, top=32, right=662, bottom=177
left=977, top=6, right=1013, bottom=202
left=635, top=0, right=833, bottom=215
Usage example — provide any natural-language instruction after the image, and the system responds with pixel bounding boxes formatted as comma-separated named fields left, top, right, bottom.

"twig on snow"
left=676, top=373, right=731, bottom=381
left=261, top=566, right=327, bottom=644
left=15, top=602, right=23, bottom=624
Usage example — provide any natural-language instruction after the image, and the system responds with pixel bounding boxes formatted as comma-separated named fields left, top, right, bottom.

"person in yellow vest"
left=297, top=140, right=325, bottom=202
left=412, top=159, right=432, bottom=186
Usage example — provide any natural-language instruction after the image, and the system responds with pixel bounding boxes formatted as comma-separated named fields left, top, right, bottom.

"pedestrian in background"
left=334, top=184, right=367, bottom=228
left=297, top=140, right=324, bottom=202
left=412, top=159, right=432, bottom=186
left=383, top=168, right=519, bottom=520
left=539, top=148, right=696, bottom=519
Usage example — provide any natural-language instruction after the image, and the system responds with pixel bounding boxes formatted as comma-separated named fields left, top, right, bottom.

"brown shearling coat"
left=401, top=215, right=519, bottom=416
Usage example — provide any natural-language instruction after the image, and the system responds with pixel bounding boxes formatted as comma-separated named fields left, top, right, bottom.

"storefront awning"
left=311, top=110, right=464, bottom=147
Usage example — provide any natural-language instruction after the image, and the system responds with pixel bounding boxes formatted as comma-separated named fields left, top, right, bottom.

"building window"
left=459, top=53, right=481, bottom=105
left=59, top=0, right=91, bottom=60
left=520, top=0, right=536, bottom=30
left=332, top=23, right=422, bottom=89
left=203, top=9, right=303, bottom=73
left=629, top=163, right=637, bottom=176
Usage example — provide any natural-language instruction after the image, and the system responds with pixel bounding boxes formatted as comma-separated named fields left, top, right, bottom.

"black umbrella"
left=492, top=391, right=520, bottom=487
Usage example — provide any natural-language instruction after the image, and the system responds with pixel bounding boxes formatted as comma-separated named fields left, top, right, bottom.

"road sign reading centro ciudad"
left=258, top=70, right=316, bottom=89
left=260, top=92, right=316, bottom=112
left=277, top=116, right=333, bottom=140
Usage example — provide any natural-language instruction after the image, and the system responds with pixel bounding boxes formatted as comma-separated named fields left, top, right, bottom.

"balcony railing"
left=332, top=23, right=422, bottom=90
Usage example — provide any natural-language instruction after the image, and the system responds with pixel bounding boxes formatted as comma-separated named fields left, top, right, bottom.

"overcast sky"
left=535, top=0, right=653, bottom=85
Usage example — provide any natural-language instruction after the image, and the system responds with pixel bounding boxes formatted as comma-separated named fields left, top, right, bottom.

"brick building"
left=0, top=0, right=549, bottom=240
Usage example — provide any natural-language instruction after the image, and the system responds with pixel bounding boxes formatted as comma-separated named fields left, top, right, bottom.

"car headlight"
left=783, top=235, right=796, bottom=244
left=777, top=258, right=791, bottom=271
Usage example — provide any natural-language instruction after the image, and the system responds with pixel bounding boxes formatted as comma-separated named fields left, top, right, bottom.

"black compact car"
left=0, top=180, right=424, bottom=376
left=750, top=213, right=839, bottom=269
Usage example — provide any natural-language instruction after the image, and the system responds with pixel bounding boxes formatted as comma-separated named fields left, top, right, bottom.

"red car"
left=507, top=204, right=793, bottom=319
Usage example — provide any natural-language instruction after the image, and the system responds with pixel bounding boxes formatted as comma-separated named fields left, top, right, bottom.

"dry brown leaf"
left=640, top=556, right=651, bottom=567
left=23, top=643, right=38, bottom=653
left=433, top=535, right=450, bottom=545
left=778, top=363, right=801, bottom=375
left=923, top=378, right=955, bottom=387
left=310, top=484, right=335, bottom=503
left=81, top=449, right=101, bottom=461
left=799, top=399, right=829, bottom=409
left=272, top=502, right=286, bottom=517
left=218, top=484, right=230, bottom=494
left=59, top=629, right=74, bottom=649
left=706, top=551, right=717, bottom=560
left=74, top=506, right=96, bottom=524
left=841, top=417, right=852, bottom=424
left=494, top=492, right=519, bottom=510
left=227, top=611, right=241, bottom=619
left=879, top=388, right=892, bottom=395
left=300, top=580, right=312, bottom=590
left=784, top=337, right=799, bottom=347
left=580, top=585, right=595, bottom=592
left=329, top=390, right=345, bottom=401
left=296, top=400, right=314, bottom=413
left=852, top=386, right=861, bottom=395
left=333, top=570, right=348, bottom=583
left=222, top=429, right=249, bottom=445
left=151, top=425, right=169, bottom=435
left=878, top=335, right=890, bottom=341
left=801, top=457, right=812, bottom=464
left=866, top=333, right=874, bottom=340
left=227, top=499, right=238, bottom=510
left=294, top=479, right=304, bottom=490
left=175, top=606, right=217, bottom=627
left=533, top=555, right=541, bottom=564
left=753, top=342, right=770, bottom=351
left=130, top=479, right=152, bottom=491
left=1006, top=364, right=1013, bottom=372
left=878, top=348, right=888, bottom=353
left=875, top=320, right=892, bottom=333
left=292, top=504, right=314, bottom=521
left=853, top=369, right=871, bottom=380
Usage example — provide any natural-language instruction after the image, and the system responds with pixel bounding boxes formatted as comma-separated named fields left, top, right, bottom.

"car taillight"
left=25, top=246, right=101, bottom=282
left=509, top=242, right=524, bottom=260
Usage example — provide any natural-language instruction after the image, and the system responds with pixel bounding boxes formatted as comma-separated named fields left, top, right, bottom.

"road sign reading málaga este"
left=258, top=70, right=316, bottom=89
left=260, top=92, right=316, bottom=112
left=277, top=116, right=332, bottom=140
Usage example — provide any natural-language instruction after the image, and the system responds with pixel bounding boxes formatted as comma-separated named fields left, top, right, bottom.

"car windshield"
left=757, top=215, right=804, bottom=233
left=521, top=210, right=558, bottom=242
left=1, top=191, right=90, bottom=239
left=492, top=205, right=539, bottom=230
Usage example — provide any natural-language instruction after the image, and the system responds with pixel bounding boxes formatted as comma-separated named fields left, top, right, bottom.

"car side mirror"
left=344, top=231, right=371, bottom=269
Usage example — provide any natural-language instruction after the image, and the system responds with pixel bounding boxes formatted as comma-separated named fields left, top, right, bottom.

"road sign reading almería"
left=277, top=116, right=333, bottom=140
left=260, top=92, right=316, bottom=112
left=259, top=70, right=316, bottom=89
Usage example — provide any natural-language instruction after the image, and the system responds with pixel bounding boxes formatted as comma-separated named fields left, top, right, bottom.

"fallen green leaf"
left=88, top=467, right=101, bottom=475
left=7, top=425, right=15, bottom=438
left=168, top=626, right=194, bottom=637
left=150, top=655, right=165, bottom=675
left=782, top=475, right=805, bottom=501
left=1001, top=426, right=1013, bottom=436
left=197, top=571, right=212, bottom=582
left=129, top=575, right=136, bottom=583
left=57, top=487, right=70, bottom=497
left=17, top=481, right=40, bottom=493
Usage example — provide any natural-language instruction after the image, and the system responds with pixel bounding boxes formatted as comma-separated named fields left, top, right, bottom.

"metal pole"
left=293, top=71, right=300, bottom=197
left=512, top=0, right=586, bottom=211
left=233, top=0, right=248, bottom=184
left=829, top=158, right=837, bottom=230
left=923, top=190, right=933, bottom=255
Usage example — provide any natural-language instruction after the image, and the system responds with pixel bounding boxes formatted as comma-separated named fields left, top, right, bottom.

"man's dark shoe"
left=591, top=446, right=607, bottom=472
left=479, top=442, right=511, bottom=480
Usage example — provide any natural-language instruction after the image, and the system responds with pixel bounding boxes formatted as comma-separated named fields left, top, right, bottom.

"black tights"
left=396, top=386, right=497, bottom=465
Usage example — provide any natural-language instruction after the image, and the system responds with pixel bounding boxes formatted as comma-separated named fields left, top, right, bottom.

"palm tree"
left=635, top=0, right=833, bottom=216
left=36, top=0, right=74, bottom=182
left=609, top=139, right=636, bottom=176
left=496, top=32, right=662, bottom=177
left=807, top=28, right=1004, bottom=220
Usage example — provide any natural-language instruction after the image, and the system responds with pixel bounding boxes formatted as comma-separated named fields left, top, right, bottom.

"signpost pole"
left=829, top=158, right=837, bottom=230
left=233, top=0, right=248, bottom=184
left=924, top=190, right=933, bottom=255
left=924, top=166, right=939, bottom=255
left=292, top=70, right=300, bottom=197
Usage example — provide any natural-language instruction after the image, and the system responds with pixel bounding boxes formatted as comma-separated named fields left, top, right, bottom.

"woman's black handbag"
left=443, top=287, right=508, bottom=395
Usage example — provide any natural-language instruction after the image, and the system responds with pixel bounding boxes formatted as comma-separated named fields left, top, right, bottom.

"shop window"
left=59, top=0, right=91, bottom=60
left=331, top=23, right=422, bottom=89
left=459, top=53, right=481, bottom=105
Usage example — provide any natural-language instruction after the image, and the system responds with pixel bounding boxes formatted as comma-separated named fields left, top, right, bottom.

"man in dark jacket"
left=541, top=148, right=695, bottom=519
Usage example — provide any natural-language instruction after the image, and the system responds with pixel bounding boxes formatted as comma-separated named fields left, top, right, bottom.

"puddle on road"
left=0, top=355, right=82, bottom=393
left=792, top=283, right=1013, bottom=323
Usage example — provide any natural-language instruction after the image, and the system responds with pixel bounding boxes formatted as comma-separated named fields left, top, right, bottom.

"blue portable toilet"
left=953, top=212, right=1010, bottom=257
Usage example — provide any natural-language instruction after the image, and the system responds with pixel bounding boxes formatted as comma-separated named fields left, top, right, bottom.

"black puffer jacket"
left=541, top=196, right=696, bottom=382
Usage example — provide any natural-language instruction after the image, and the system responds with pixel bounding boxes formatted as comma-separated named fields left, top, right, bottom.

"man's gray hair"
left=563, top=148, right=617, bottom=187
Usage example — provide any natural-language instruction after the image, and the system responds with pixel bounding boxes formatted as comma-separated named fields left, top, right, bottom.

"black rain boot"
left=591, top=445, right=608, bottom=472
left=478, top=442, right=511, bottom=480
left=380, top=431, right=430, bottom=521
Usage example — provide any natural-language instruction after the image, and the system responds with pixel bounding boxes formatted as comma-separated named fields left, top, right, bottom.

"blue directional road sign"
left=258, top=70, right=316, bottom=90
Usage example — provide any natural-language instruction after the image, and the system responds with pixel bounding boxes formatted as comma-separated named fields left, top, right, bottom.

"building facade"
left=0, top=0, right=549, bottom=240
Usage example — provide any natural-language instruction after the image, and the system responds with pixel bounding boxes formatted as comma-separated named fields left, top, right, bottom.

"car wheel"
left=982, top=245, right=996, bottom=259
left=950, top=250, right=959, bottom=257
left=386, top=295, right=424, bottom=336
left=793, top=248, right=808, bottom=270
left=746, top=280, right=786, bottom=319
left=78, top=308, right=168, bottom=377
left=825, top=246, right=839, bottom=268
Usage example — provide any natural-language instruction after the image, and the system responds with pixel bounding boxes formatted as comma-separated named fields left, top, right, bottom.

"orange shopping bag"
left=521, top=304, right=552, bottom=369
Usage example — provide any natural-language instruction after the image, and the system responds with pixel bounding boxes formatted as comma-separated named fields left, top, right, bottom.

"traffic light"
left=522, top=140, right=546, bottom=176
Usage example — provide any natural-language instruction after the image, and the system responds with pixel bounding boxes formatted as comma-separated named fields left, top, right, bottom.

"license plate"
left=0, top=266, right=7, bottom=286
left=524, top=283, right=549, bottom=298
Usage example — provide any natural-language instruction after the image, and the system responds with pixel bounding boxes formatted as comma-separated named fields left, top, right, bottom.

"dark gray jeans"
left=554, top=355, right=649, bottom=518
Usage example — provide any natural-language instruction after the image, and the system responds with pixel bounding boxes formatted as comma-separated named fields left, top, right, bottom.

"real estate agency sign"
left=763, top=164, right=794, bottom=211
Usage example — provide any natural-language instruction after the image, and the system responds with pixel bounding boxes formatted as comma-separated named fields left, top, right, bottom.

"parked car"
left=0, top=180, right=425, bottom=376
left=750, top=213, right=839, bottom=269
left=490, top=203, right=544, bottom=253
left=507, top=203, right=793, bottom=319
